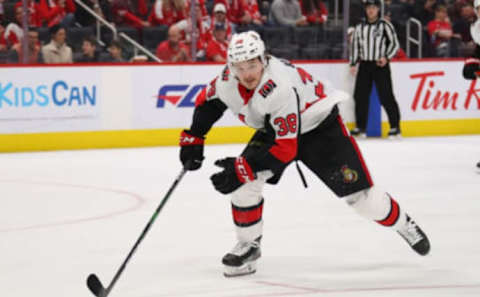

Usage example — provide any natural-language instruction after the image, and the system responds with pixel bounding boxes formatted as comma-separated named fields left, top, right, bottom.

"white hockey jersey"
left=199, top=56, right=349, bottom=164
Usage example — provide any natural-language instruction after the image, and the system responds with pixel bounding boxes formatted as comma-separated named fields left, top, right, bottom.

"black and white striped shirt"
left=349, top=18, right=400, bottom=66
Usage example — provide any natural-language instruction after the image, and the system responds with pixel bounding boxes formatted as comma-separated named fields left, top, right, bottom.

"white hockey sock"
left=231, top=176, right=266, bottom=242
left=346, top=186, right=405, bottom=229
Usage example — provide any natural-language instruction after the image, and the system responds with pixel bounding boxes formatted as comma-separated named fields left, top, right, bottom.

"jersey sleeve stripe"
left=194, top=87, right=207, bottom=107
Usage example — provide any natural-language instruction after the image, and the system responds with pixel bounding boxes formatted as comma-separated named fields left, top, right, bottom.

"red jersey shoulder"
left=195, top=76, right=218, bottom=107
left=207, top=76, right=218, bottom=99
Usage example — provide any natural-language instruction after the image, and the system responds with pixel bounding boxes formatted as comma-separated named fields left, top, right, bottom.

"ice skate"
left=397, top=215, right=430, bottom=255
left=387, top=127, right=402, bottom=139
left=350, top=128, right=366, bottom=138
left=222, top=236, right=261, bottom=277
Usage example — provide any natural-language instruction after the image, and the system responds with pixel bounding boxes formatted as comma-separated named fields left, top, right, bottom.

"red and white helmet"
left=227, top=31, right=266, bottom=70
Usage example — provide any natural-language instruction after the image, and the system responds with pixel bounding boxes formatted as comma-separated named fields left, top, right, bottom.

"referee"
left=349, top=0, right=401, bottom=138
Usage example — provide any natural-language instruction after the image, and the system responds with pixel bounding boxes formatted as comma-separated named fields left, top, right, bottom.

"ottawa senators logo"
left=341, top=165, right=358, bottom=184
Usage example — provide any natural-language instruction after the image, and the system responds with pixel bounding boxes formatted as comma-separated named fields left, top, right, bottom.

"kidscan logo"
left=0, top=80, right=96, bottom=108
left=156, top=84, right=206, bottom=108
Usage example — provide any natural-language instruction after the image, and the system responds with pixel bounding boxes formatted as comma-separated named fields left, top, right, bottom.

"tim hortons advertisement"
left=0, top=67, right=101, bottom=134
left=390, top=61, right=480, bottom=120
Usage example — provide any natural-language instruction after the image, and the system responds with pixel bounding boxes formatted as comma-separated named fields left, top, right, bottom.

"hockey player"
left=462, top=0, right=480, bottom=171
left=179, top=31, right=430, bottom=277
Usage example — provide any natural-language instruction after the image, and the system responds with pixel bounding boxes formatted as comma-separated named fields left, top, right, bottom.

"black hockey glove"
left=210, top=157, right=256, bottom=194
left=179, top=130, right=205, bottom=170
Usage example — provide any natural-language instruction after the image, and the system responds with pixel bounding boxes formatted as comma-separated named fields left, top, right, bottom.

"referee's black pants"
left=353, top=61, right=401, bottom=131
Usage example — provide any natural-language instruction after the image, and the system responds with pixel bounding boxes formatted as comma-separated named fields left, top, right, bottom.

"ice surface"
left=1, top=135, right=479, bottom=297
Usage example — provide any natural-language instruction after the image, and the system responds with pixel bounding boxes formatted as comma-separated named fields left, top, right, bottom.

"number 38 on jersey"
left=273, top=113, right=298, bottom=137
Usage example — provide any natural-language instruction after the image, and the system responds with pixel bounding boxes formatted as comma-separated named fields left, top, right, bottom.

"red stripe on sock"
left=337, top=116, right=374, bottom=186
left=377, top=197, right=400, bottom=227
left=232, top=202, right=263, bottom=225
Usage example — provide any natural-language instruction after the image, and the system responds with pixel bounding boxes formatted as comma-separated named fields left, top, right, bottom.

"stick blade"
left=87, top=274, right=107, bottom=297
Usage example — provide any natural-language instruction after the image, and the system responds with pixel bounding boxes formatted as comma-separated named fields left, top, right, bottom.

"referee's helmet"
left=364, top=0, right=381, bottom=6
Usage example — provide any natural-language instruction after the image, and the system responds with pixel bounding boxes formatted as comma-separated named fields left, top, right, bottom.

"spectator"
left=156, top=24, right=190, bottom=62
left=449, top=0, right=471, bottom=23
left=427, top=4, right=454, bottom=57
left=7, top=27, right=43, bottom=63
left=206, top=22, right=228, bottom=62
left=4, top=6, right=24, bottom=47
left=112, top=0, right=149, bottom=29
left=215, top=0, right=251, bottom=25
left=453, top=3, right=476, bottom=42
left=209, top=3, right=233, bottom=40
left=174, top=1, right=210, bottom=59
left=42, top=0, right=77, bottom=27
left=102, top=40, right=125, bottom=62
left=41, top=24, right=73, bottom=63
left=14, top=0, right=45, bottom=27
left=269, top=0, right=308, bottom=27
left=453, top=3, right=476, bottom=56
left=258, top=0, right=270, bottom=23
left=244, top=0, right=264, bottom=25
left=299, top=0, right=328, bottom=25
left=184, top=0, right=208, bottom=18
left=76, top=35, right=100, bottom=63
left=148, top=0, right=186, bottom=26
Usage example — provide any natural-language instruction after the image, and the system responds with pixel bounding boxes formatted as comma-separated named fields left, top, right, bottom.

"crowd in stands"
left=0, top=0, right=478, bottom=64
left=365, top=0, right=478, bottom=58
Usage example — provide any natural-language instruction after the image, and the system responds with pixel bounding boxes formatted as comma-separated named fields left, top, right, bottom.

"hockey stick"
left=87, top=166, right=188, bottom=297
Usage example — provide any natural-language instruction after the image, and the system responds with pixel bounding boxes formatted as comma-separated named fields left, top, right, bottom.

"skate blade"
left=352, top=134, right=367, bottom=139
left=388, top=134, right=402, bottom=140
left=223, top=261, right=257, bottom=277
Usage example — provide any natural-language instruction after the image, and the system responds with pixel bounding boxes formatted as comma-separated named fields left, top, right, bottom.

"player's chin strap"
left=293, top=87, right=308, bottom=188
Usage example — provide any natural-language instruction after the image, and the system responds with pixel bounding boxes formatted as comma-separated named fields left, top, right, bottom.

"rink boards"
left=0, top=60, right=479, bottom=152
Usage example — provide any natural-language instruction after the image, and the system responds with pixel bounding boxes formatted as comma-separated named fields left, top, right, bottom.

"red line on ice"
left=0, top=179, right=146, bottom=233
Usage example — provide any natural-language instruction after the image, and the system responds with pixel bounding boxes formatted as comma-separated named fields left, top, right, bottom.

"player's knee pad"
left=345, top=186, right=396, bottom=222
